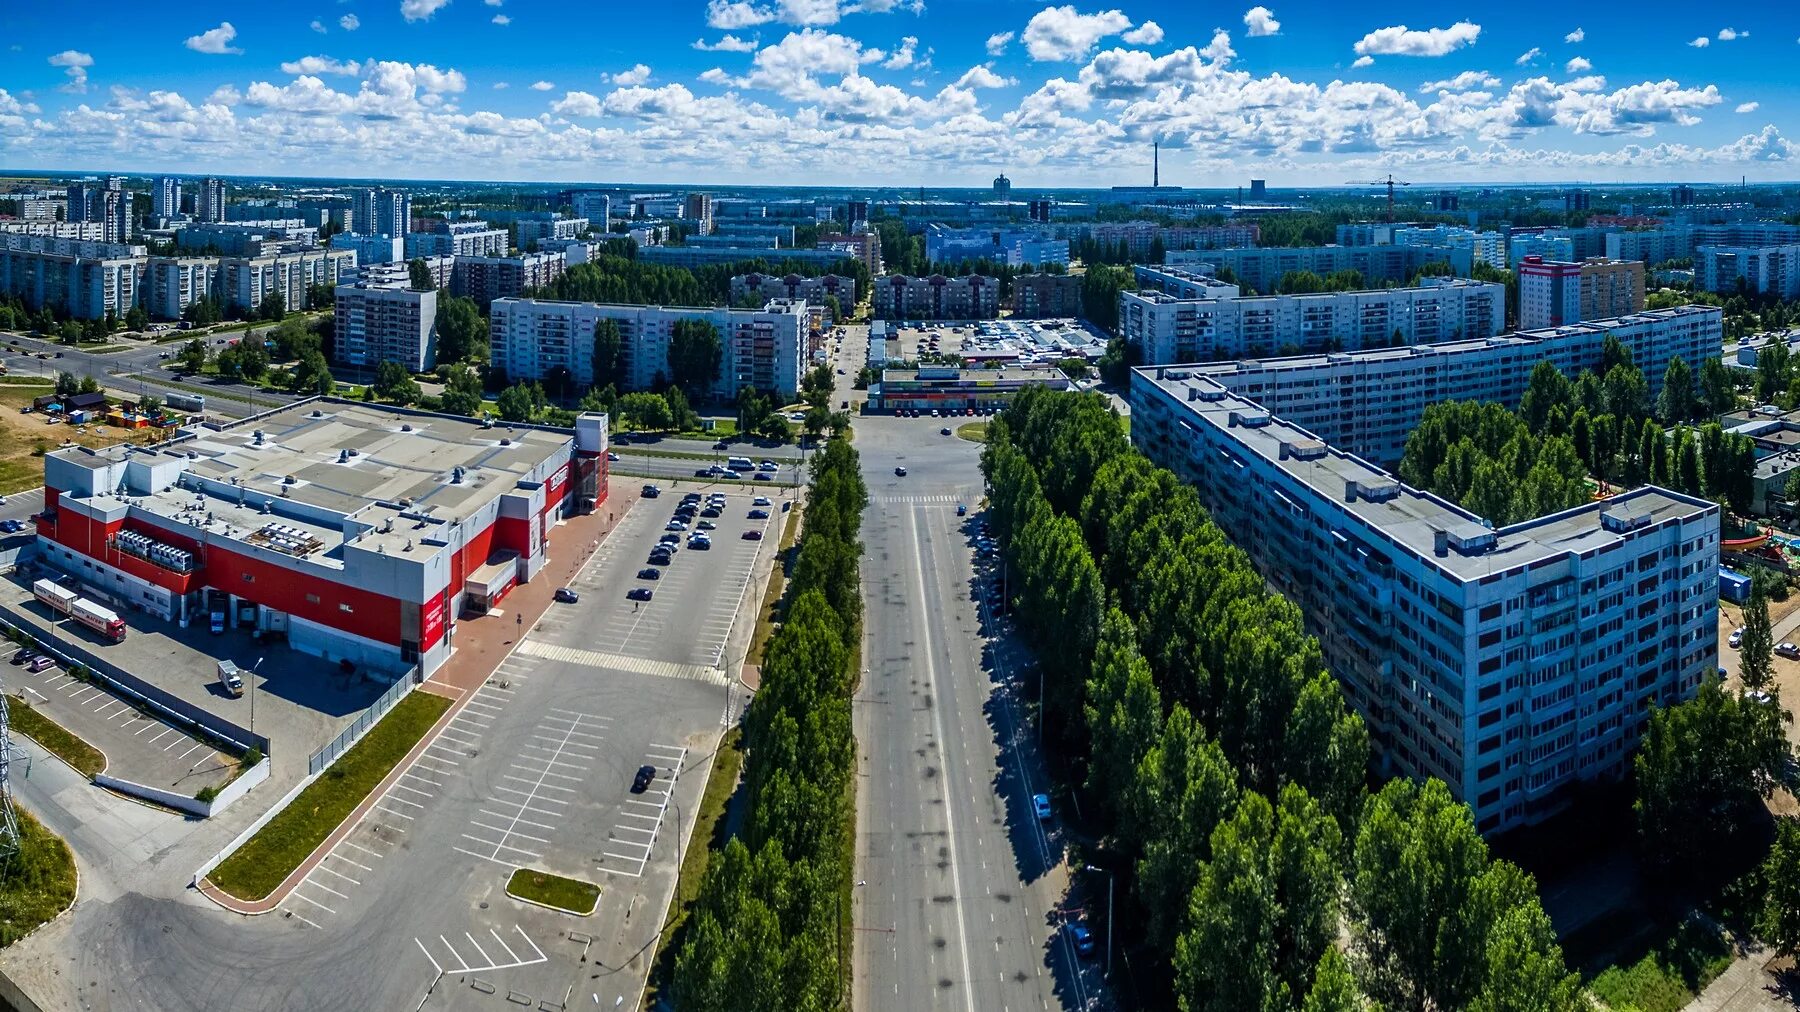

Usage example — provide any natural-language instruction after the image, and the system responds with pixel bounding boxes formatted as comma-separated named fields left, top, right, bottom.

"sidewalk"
left=1684, top=943, right=1791, bottom=1011
left=195, top=490, right=640, bottom=914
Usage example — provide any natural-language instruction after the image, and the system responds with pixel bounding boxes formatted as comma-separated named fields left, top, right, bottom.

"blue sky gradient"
left=1, top=0, right=1795, bottom=185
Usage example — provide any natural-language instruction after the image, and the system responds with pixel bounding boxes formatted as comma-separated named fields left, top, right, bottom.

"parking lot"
left=203, top=480, right=788, bottom=1009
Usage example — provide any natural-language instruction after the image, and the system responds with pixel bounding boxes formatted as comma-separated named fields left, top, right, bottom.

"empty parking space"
left=598, top=743, right=687, bottom=879
left=455, top=709, right=609, bottom=869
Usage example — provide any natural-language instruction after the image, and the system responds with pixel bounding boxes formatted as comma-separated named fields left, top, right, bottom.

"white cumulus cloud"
left=1419, top=70, right=1498, bottom=93
left=551, top=91, right=603, bottom=117
left=310, top=20, right=327, bottom=34
left=492, top=14, right=510, bottom=23
left=280, top=56, right=362, bottom=76
left=185, top=22, right=243, bottom=55
left=1718, top=28, right=1746, bottom=41
left=884, top=36, right=918, bottom=69
left=986, top=31, right=1014, bottom=56
left=955, top=65, right=1016, bottom=89
left=530, top=80, right=554, bottom=90
left=1353, top=21, right=1480, bottom=59
left=607, top=64, right=652, bottom=86
left=1351, top=56, right=1374, bottom=68
left=1022, top=6, right=1134, bottom=62
left=1565, top=27, right=1584, bottom=43
left=1122, top=22, right=1163, bottom=46
left=1516, top=47, right=1543, bottom=66
left=1689, top=37, right=1710, bottom=48
left=402, top=0, right=452, bottom=22
left=694, top=34, right=759, bottom=52
left=1736, top=101, right=1759, bottom=113
left=1566, top=57, right=1591, bottom=74
left=341, top=14, right=361, bottom=30
left=1243, top=7, right=1280, bottom=37
left=48, top=50, right=93, bottom=93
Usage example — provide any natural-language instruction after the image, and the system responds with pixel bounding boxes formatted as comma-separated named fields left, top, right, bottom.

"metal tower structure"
left=0, top=691, right=23, bottom=873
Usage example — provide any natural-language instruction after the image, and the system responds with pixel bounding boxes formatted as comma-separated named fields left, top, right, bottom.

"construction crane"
left=1348, top=174, right=1413, bottom=222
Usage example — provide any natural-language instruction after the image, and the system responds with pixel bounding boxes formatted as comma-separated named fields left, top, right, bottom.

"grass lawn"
left=1584, top=916, right=1733, bottom=1012
left=505, top=868, right=600, bottom=915
left=0, top=805, right=77, bottom=947
left=0, top=386, right=165, bottom=494
left=208, top=690, right=451, bottom=901
left=955, top=421, right=989, bottom=443
left=7, top=696, right=106, bottom=778
left=747, top=508, right=804, bottom=668
left=645, top=727, right=746, bottom=1003
left=0, top=376, right=53, bottom=387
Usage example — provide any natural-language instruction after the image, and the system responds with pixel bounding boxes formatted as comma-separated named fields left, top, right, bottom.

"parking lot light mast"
left=1084, top=864, right=1114, bottom=978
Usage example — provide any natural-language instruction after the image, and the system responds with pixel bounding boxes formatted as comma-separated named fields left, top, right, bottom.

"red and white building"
left=35, top=402, right=609, bottom=678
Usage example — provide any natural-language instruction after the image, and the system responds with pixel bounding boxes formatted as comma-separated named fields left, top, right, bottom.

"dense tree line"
left=1401, top=347, right=1754, bottom=521
left=532, top=253, right=869, bottom=311
left=983, top=387, right=1581, bottom=1010
left=672, top=436, right=868, bottom=1011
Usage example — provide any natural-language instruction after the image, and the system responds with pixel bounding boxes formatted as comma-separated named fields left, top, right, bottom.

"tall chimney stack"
left=1153, top=140, right=1160, bottom=188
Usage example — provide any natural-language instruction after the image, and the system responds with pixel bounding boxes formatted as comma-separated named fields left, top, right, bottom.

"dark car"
left=553, top=588, right=579, bottom=604
left=659, top=532, right=681, bottom=545
left=742, top=529, right=764, bottom=540
left=748, top=509, right=770, bottom=520
left=10, top=648, right=34, bottom=665
left=894, top=466, right=908, bottom=477
left=713, top=441, right=730, bottom=450
left=701, top=506, right=722, bottom=518
left=641, top=484, right=661, bottom=498
left=956, top=504, right=966, bottom=516
left=0, top=519, right=23, bottom=533
left=627, top=587, right=654, bottom=602
left=697, top=519, right=716, bottom=530
left=638, top=567, right=662, bottom=580
left=941, top=427, right=952, bottom=436
left=754, top=472, right=772, bottom=481
left=631, top=764, right=657, bottom=793
left=648, top=552, right=672, bottom=567
left=1068, top=921, right=1096, bottom=958
left=694, top=468, right=715, bottom=478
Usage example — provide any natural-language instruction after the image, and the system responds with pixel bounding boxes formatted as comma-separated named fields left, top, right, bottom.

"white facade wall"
left=1697, top=244, right=1800, bottom=300
left=217, top=249, right=357, bottom=313
left=145, top=257, right=219, bottom=321
left=335, top=282, right=438, bottom=372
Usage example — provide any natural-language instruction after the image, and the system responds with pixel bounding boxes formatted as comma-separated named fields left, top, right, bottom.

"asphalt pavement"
left=2, top=326, right=302, bottom=420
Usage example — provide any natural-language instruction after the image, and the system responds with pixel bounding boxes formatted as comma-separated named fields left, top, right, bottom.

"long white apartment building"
left=405, top=228, right=508, bottom=259
left=0, top=235, right=146, bottom=321
left=1131, top=363, right=1720, bottom=834
left=489, top=297, right=811, bottom=399
left=143, top=257, right=219, bottom=320
left=1165, top=306, right=1718, bottom=465
left=1696, top=244, right=1800, bottom=299
left=516, top=216, right=588, bottom=248
left=1393, top=225, right=1506, bottom=268
left=1124, top=266, right=1505, bottom=364
left=217, top=249, right=358, bottom=314
left=1169, top=243, right=1460, bottom=292
left=334, top=264, right=439, bottom=373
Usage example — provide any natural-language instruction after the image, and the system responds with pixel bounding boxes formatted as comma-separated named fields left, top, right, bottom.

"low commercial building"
left=729, top=272, right=857, bottom=308
left=1131, top=363, right=1719, bottom=834
left=489, top=297, right=810, bottom=399
left=1124, top=267, right=1505, bottom=364
left=1518, top=257, right=1647, bottom=330
left=866, top=364, right=1074, bottom=413
left=1696, top=244, right=1800, bottom=300
left=217, top=249, right=358, bottom=315
left=1009, top=273, right=1084, bottom=319
left=1155, top=306, right=1721, bottom=466
left=334, top=264, right=438, bottom=373
left=452, top=252, right=565, bottom=307
left=872, top=274, right=1000, bottom=321
left=34, top=402, right=608, bottom=678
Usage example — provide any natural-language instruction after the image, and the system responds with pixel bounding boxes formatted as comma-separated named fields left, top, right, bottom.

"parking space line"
left=492, top=785, right=566, bottom=804
left=402, top=771, right=444, bottom=788
left=315, top=864, right=361, bottom=886
left=328, top=852, right=373, bottom=873
left=439, top=936, right=469, bottom=972
left=303, top=879, right=348, bottom=900
left=291, top=892, right=336, bottom=915
left=616, top=810, right=662, bottom=823
left=526, top=736, right=598, bottom=754
left=425, top=747, right=464, bottom=764
left=391, top=783, right=434, bottom=799
left=375, top=805, right=416, bottom=821
left=284, top=907, right=323, bottom=930
left=469, top=821, right=551, bottom=844
left=134, top=721, right=161, bottom=736
left=382, top=794, right=425, bottom=809
left=478, top=808, right=556, bottom=830
left=452, top=846, right=523, bottom=868
left=487, top=928, right=521, bottom=964
left=602, top=851, right=647, bottom=865
left=342, top=841, right=384, bottom=859
left=508, top=764, right=581, bottom=782
left=464, top=932, right=494, bottom=966
left=415, top=938, right=443, bottom=975
left=176, top=742, right=205, bottom=759
left=452, top=715, right=493, bottom=728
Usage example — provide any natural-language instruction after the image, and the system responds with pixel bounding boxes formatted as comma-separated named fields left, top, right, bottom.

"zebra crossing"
left=514, top=640, right=728, bottom=685
left=877, top=494, right=965, bottom=505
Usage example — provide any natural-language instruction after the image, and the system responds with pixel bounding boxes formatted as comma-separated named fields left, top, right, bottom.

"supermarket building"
left=33, top=401, right=609, bottom=677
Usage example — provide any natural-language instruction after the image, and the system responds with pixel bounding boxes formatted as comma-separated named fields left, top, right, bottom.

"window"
left=241, top=573, right=254, bottom=583
left=339, top=603, right=354, bottom=613
left=306, top=593, right=320, bottom=604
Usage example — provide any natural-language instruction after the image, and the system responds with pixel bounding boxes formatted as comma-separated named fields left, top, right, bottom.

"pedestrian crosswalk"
left=516, top=640, right=728, bottom=685
left=877, top=494, right=964, bottom=505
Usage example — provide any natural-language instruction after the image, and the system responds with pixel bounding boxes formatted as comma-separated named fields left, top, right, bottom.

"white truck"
left=32, top=579, right=77, bottom=616
left=216, top=659, right=245, bottom=697
left=70, top=599, right=126, bottom=642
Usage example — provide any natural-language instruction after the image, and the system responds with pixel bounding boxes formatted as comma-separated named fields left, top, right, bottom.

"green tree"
left=1085, top=609, right=1163, bottom=830
left=77, top=373, right=101, bottom=394
left=617, top=391, right=673, bottom=431
left=138, top=394, right=162, bottom=417
left=177, top=337, right=208, bottom=374
left=592, top=318, right=624, bottom=389
left=495, top=382, right=536, bottom=422
left=1300, top=948, right=1365, bottom=1012
left=440, top=364, right=484, bottom=416
left=1699, top=356, right=1738, bottom=415
left=54, top=371, right=80, bottom=397
left=435, top=296, right=486, bottom=364
left=1760, top=818, right=1800, bottom=957
left=258, top=291, right=285, bottom=322
left=407, top=257, right=435, bottom=292
left=124, top=305, right=148, bottom=331
left=669, top=318, right=723, bottom=398
left=290, top=351, right=335, bottom=396
left=1759, top=340, right=1791, bottom=403
left=1132, top=706, right=1240, bottom=957
left=374, top=361, right=421, bottom=405
left=1518, top=360, right=1575, bottom=434
left=1657, top=355, right=1696, bottom=423
left=663, top=385, right=700, bottom=430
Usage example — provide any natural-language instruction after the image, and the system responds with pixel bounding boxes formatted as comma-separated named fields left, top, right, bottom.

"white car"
left=1729, top=627, right=1744, bottom=649
left=1778, top=642, right=1800, bottom=660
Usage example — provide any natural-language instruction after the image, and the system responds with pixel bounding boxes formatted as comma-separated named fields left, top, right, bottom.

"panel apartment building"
left=334, top=264, right=439, bottom=373
left=1518, top=257, right=1647, bottom=330
left=1131, top=364, right=1719, bottom=834
left=729, top=272, right=858, bottom=308
left=489, top=297, right=811, bottom=399
left=451, top=252, right=566, bottom=307
left=1167, top=244, right=1459, bottom=292
left=872, top=274, right=1000, bottom=320
left=1160, top=306, right=1721, bottom=467
left=0, top=236, right=147, bottom=321
left=1124, top=266, right=1505, bottom=364
left=1696, top=244, right=1800, bottom=299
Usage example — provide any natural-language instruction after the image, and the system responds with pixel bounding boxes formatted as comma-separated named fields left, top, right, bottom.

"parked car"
left=1032, top=793, right=1052, bottom=821
left=631, top=764, right=657, bottom=793
left=607, top=451, right=620, bottom=462
left=0, top=519, right=23, bottom=533
left=688, top=535, right=711, bottom=550
left=694, top=468, right=715, bottom=478
left=759, top=460, right=778, bottom=471
left=658, top=532, right=681, bottom=546
left=755, top=472, right=772, bottom=481
left=1779, top=642, right=1800, bottom=660
left=697, top=520, right=716, bottom=530
left=681, top=492, right=702, bottom=504
left=941, top=427, right=952, bottom=436
left=701, top=506, right=722, bottom=518
left=1067, top=921, right=1096, bottom=958
left=956, top=504, right=966, bottom=516
left=753, top=495, right=772, bottom=506
left=10, top=648, right=35, bottom=665
left=28, top=656, right=55, bottom=673
left=742, top=529, right=764, bottom=540
left=1730, top=627, right=1745, bottom=649
left=554, top=588, right=580, bottom=604
left=627, top=587, right=655, bottom=602
left=637, top=568, right=662, bottom=580
left=665, top=520, right=689, bottom=532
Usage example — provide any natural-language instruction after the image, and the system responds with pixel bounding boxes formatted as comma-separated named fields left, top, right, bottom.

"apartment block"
left=404, top=228, right=508, bottom=259
left=195, top=178, right=228, bottom=223
left=517, top=215, right=588, bottom=248
left=1696, top=244, right=1800, bottom=299
left=151, top=176, right=181, bottom=221
left=216, top=249, right=358, bottom=314
left=1009, top=273, right=1084, bottom=319
left=1125, top=266, right=1505, bottom=364
left=635, top=245, right=849, bottom=270
left=1055, top=221, right=1260, bottom=258
left=334, top=264, right=439, bottom=373
left=66, top=184, right=132, bottom=244
left=925, top=224, right=1069, bottom=268
left=452, top=252, right=565, bottom=307
left=489, top=297, right=810, bottom=398
left=729, top=272, right=858, bottom=308
left=872, top=274, right=1000, bottom=320
left=1508, top=233, right=1577, bottom=268
left=1518, top=257, right=1646, bottom=331
left=1393, top=225, right=1506, bottom=269
left=144, top=257, right=219, bottom=320
left=351, top=189, right=412, bottom=237
left=0, top=221, right=109, bottom=241
left=1131, top=361, right=1719, bottom=834
left=330, top=233, right=404, bottom=265
left=0, top=236, right=146, bottom=320
left=178, top=221, right=319, bottom=257
left=1168, top=244, right=1452, bottom=292
left=817, top=231, right=883, bottom=275
left=566, top=191, right=611, bottom=230
left=1156, top=306, right=1719, bottom=466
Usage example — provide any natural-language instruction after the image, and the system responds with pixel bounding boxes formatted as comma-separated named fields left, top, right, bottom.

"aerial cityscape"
left=1, top=2, right=1799, bottom=1011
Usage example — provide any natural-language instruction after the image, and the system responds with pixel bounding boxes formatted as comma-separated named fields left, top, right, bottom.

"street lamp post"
left=250, top=655, right=264, bottom=737
left=1084, top=864, right=1114, bottom=979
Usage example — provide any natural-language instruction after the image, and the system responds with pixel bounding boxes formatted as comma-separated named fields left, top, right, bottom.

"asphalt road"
left=1, top=325, right=303, bottom=420
left=609, top=452, right=808, bottom=487
left=850, top=413, right=1106, bottom=1011
left=0, top=487, right=785, bottom=1011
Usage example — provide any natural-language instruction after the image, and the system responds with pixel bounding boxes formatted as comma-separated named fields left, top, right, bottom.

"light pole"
left=1084, top=864, right=1114, bottom=979
left=250, top=655, right=264, bottom=737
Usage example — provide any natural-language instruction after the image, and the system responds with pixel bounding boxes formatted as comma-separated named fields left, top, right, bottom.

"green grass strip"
left=6, top=696, right=106, bottom=778
left=506, top=868, right=600, bottom=915
left=208, top=690, right=451, bottom=901
left=0, top=806, right=77, bottom=947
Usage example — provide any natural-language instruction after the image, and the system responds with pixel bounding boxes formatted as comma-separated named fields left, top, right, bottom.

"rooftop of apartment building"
left=1136, top=364, right=1714, bottom=581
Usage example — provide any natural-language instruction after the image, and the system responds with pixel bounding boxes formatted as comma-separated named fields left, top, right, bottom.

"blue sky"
left=1, top=1, right=1796, bottom=186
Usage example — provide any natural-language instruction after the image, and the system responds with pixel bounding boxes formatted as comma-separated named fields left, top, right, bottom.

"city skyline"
left=2, top=1, right=1797, bottom=187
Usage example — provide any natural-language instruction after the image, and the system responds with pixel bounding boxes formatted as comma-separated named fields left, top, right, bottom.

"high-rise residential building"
left=1564, top=189, right=1591, bottom=212
left=216, top=249, right=357, bottom=314
left=993, top=174, right=1013, bottom=203
left=872, top=274, right=1000, bottom=320
left=350, top=189, right=412, bottom=237
left=329, top=233, right=404, bottom=265
left=516, top=215, right=588, bottom=249
left=1392, top=225, right=1506, bottom=269
left=567, top=191, right=612, bottom=231
left=152, top=177, right=182, bottom=221
left=1518, top=257, right=1646, bottom=330
left=177, top=222, right=319, bottom=257
left=1696, top=244, right=1800, bottom=300
left=1028, top=199, right=1054, bottom=223
left=1009, top=273, right=1084, bottom=318
left=1434, top=191, right=1461, bottom=211
left=635, top=245, right=848, bottom=270
left=404, top=227, right=508, bottom=259
left=1168, top=244, right=1459, bottom=292
left=143, top=257, right=220, bottom=320
left=1671, top=184, right=1698, bottom=207
left=450, top=252, right=565, bottom=307
left=0, top=221, right=108, bottom=241
left=845, top=199, right=870, bottom=226
left=334, top=264, right=439, bottom=373
left=1056, top=221, right=1259, bottom=258
left=195, top=177, right=228, bottom=223
left=65, top=185, right=133, bottom=243
left=0, top=235, right=146, bottom=321
left=489, top=297, right=811, bottom=398
left=1508, top=233, right=1576, bottom=268
left=1131, top=320, right=1721, bottom=833
left=816, top=231, right=882, bottom=275
left=730, top=272, right=858, bottom=308
left=683, top=193, right=714, bottom=236
left=1124, top=267, right=1506, bottom=363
